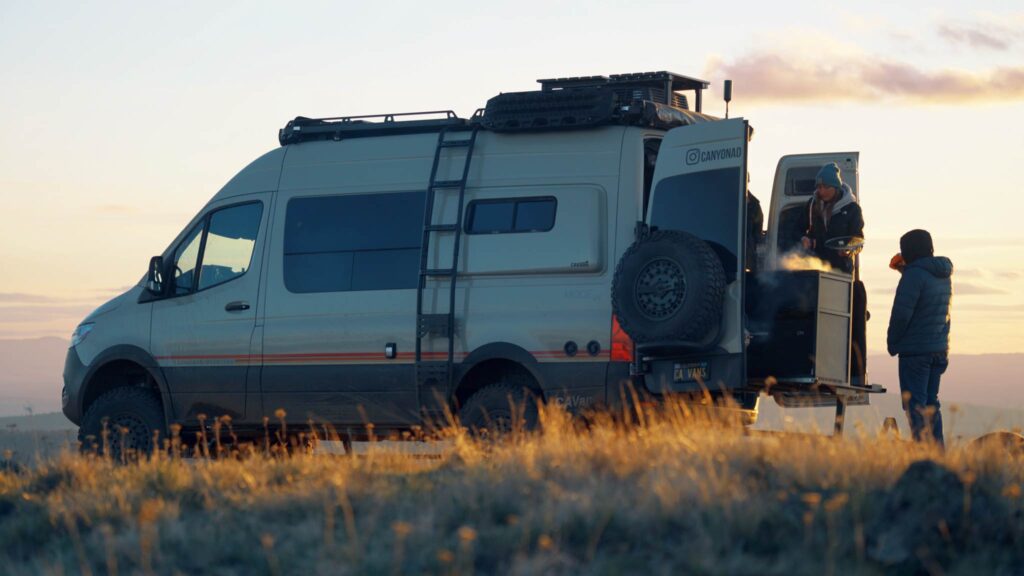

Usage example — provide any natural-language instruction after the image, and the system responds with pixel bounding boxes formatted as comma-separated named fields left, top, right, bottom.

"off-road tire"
left=459, top=375, right=540, bottom=436
left=612, top=230, right=726, bottom=344
left=78, top=387, right=166, bottom=460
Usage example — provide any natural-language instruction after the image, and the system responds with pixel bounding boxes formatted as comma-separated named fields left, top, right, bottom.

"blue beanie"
left=815, top=163, right=843, bottom=189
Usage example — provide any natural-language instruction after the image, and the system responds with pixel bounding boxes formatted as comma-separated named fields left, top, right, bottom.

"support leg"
left=834, top=395, right=847, bottom=437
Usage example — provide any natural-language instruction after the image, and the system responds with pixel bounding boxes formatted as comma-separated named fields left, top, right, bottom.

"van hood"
left=81, top=287, right=137, bottom=323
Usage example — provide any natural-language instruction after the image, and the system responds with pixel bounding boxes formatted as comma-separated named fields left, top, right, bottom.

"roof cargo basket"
left=279, top=111, right=468, bottom=146
left=480, top=70, right=713, bottom=133
left=480, top=88, right=617, bottom=132
left=540, top=71, right=709, bottom=112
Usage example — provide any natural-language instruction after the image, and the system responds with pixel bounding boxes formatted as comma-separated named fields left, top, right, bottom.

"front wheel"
left=78, top=387, right=166, bottom=460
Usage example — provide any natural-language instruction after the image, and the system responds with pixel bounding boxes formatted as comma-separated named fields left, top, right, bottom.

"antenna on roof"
left=724, top=79, right=733, bottom=119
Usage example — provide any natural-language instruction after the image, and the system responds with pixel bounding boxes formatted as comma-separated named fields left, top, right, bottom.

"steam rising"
left=778, top=249, right=833, bottom=273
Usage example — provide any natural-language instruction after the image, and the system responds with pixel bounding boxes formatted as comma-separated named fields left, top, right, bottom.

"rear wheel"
left=79, top=387, right=166, bottom=460
left=459, top=374, right=539, bottom=437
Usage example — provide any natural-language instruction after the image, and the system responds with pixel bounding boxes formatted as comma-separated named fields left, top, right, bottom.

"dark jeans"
left=851, top=281, right=867, bottom=386
left=898, top=352, right=948, bottom=446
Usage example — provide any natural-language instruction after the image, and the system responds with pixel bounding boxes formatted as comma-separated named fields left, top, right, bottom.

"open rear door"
left=764, top=151, right=868, bottom=397
left=644, top=118, right=749, bottom=388
left=766, top=152, right=859, bottom=271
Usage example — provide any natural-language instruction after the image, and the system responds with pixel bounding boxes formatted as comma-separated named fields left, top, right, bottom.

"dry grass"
left=1, top=402, right=1022, bottom=575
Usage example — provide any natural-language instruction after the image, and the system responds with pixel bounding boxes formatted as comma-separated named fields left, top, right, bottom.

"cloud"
left=952, top=268, right=984, bottom=278
left=0, top=305, right=96, bottom=324
left=952, top=302, right=1024, bottom=313
left=938, top=22, right=1020, bottom=51
left=705, top=51, right=1024, bottom=104
left=955, top=281, right=1007, bottom=296
left=949, top=268, right=1022, bottom=281
left=94, top=204, right=139, bottom=214
left=0, top=293, right=60, bottom=304
left=90, top=285, right=134, bottom=295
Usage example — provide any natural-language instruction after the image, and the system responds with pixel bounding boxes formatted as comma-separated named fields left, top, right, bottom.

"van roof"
left=278, top=71, right=717, bottom=146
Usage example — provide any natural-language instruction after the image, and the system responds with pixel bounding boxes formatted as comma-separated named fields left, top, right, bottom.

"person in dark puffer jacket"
left=887, top=229, right=953, bottom=446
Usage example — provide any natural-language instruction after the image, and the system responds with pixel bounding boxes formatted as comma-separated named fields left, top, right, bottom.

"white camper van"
left=62, top=72, right=882, bottom=455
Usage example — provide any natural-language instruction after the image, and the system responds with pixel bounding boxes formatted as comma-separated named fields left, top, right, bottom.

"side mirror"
left=147, top=256, right=165, bottom=295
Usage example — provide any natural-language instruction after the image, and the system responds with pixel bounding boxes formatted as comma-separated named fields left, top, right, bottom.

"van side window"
left=466, top=197, right=556, bottom=234
left=173, top=224, right=204, bottom=295
left=171, top=202, right=263, bottom=295
left=198, top=203, right=263, bottom=291
left=284, top=191, right=425, bottom=293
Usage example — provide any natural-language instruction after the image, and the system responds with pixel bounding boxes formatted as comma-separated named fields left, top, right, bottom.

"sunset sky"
left=1, top=1, right=1022, bottom=354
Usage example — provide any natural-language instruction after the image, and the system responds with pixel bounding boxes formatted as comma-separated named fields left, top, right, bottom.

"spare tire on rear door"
left=612, top=230, right=726, bottom=345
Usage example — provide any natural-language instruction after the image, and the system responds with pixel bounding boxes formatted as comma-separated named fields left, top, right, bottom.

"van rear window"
left=284, top=191, right=424, bottom=293
left=466, top=197, right=556, bottom=234
left=786, top=166, right=821, bottom=196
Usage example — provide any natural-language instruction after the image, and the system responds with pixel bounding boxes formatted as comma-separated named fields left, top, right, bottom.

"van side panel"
left=260, top=128, right=629, bottom=426
left=447, top=130, right=625, bottom=409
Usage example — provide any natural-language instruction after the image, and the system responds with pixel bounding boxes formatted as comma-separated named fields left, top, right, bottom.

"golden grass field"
left=1, top=403, right=1022, bottom=576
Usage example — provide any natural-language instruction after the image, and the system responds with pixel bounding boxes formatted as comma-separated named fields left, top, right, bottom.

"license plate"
left=673, top=361, right=709, bottom=383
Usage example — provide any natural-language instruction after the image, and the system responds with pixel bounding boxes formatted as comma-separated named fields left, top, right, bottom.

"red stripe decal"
left=155, top=349, right=610, bottom=363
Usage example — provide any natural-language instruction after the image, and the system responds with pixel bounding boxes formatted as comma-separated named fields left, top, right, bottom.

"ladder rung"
left=422, top=268, right=456, bottom=276
left=425, top=224, right=458, bottom=232
left=431, top=180, right=464, bottom=189
left=439, top=139, right=472, bottom=148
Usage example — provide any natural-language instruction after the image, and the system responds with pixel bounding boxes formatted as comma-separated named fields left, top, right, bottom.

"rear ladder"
left=415, top=127, right=480, bottom=417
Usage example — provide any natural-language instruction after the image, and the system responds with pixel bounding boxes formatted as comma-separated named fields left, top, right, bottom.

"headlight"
left=70, top=323, right=95, bottom=347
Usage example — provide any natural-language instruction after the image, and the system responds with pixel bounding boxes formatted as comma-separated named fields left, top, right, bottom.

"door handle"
left=225, top=301, right=250, bottom=311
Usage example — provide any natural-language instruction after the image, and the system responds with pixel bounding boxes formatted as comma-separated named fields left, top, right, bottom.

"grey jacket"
left=886, top=256, right=953, bottom=356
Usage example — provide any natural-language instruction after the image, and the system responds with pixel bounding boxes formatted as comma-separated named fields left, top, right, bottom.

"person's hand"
left=889, top=253, right=906, bottom=272
left=800, top=236, right=813, bottom=250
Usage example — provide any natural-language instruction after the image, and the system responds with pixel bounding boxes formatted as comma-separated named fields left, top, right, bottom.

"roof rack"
left=279, top=111, right=469, bottom=146
left=479, top=70, right=715, bottom=133
left=538, top=71, right=709, bottom=112
left=277, top=71, right=717, bottom=144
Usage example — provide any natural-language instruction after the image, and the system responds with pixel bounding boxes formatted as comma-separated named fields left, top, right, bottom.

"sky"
left=0, top=0, right=1022, bottom=354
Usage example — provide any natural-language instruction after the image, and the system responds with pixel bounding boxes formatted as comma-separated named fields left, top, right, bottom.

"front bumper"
left=62, top=346, right=88, bottom=425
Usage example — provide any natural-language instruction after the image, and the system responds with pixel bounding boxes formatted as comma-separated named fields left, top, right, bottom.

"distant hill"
left=868, top=353, right=1024, bottom=410
left=0, top=411, right=75, bottom=432
left=0, top=337, right=69, bottom=416
left=754, top=392, right=1024, bottom=441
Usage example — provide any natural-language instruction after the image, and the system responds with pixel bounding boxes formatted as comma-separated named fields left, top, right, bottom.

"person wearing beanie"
left=887, top=229, right=954, bottom=446
left=797, top=163, right=868, bottom=385
left=798, top=163, right=864, bottom=273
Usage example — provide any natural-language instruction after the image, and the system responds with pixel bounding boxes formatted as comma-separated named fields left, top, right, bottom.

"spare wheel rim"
left=634, top=257, right=687, bottom=320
